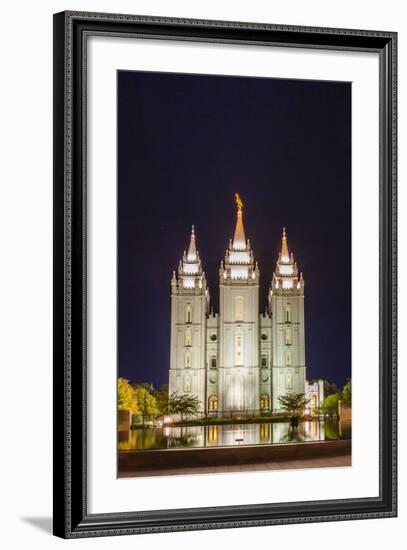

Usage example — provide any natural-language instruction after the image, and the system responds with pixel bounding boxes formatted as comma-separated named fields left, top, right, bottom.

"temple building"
left=168, top=195, right=323, bottom=416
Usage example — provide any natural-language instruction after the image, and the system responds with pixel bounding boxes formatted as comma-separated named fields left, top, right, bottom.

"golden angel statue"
left=235, top=193, right=243, bottom=211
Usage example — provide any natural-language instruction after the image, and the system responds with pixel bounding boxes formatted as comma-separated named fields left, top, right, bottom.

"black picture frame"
left=53, top=10, right=397, bottom=538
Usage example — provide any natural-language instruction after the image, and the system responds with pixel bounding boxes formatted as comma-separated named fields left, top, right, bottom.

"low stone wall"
left=118, top=439, right=351, bottom=474
left=338, top=401, right=352, bottom=421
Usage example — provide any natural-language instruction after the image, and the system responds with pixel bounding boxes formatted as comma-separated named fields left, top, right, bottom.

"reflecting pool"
left=118, top=419, right=351, bottom=451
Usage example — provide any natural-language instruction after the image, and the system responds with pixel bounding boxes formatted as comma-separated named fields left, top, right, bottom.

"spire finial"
left=235, top=192, right=243, bottom=212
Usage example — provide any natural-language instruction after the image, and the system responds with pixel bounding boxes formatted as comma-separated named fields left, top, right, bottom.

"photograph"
left=116, top=70, right=352, bottom=477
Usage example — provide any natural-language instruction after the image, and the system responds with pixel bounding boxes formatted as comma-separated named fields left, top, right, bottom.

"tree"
left=277, top=392, right=309, bottom=421
left=179, top=395, right=201, bottom=420
left=167, top=393, right=182, bottom=418
left=153, top=384, right=169, bottom=416
left=320, top=393, right=340, bottom=416
left=323, top=380, right=339, bottom=397
left=137, top=382, right=154, bottom=392
left=341, top=379, right=352, bottom=406
left=117, top=378, right=139, bottom=416
left=168, top=393, right=201, bottom=422
left=133, top=385, right=159, bottom=425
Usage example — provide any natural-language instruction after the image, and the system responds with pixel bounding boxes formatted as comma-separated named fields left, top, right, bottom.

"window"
left=261, top=355, right=267, bottom=368
left=260, top=394, right=269, bottom=410
left=208, top=395, right=218, bottom=411
left=235, top=333, right=243, bottom=365
left=286, top=372, right=293, bottom=389
left=285, top=328, right=291, bottom=345
left=185, top=351, right=192, bottom=368
left=185, top=304, right=192, bottom=324
left=285, top=349, right=292, bottom=366
left=185, top=328, right=192, bottom=347
left=235, top=296, right=244, bottom=321
left=211, top=355, right=217, bottom=368
left=184, top=375, right=191, bottom=393
left=285, top=304, right=291, bottom=323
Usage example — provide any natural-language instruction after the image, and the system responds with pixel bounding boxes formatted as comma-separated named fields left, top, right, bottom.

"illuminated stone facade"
left=168, top=196, right=323, bottom=416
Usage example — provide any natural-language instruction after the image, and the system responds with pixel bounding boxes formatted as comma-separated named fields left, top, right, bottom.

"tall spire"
left=281, top=227, right=289, bottom=262
left=222, top=194, right=256, bottom=282
left=232, top=193, right=246, bottom=250
left=187, top=225, right=197, bottom=261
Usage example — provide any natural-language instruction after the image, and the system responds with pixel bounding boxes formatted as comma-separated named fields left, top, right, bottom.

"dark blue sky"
left=118, top=70, right=351, bottom=389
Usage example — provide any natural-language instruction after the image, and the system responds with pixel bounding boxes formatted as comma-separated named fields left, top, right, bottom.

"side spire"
left=175, top=226, right=209, bottom=299
left=271, top=227, right=303, bottom=293
left=232, top=193, right=246, bottom=250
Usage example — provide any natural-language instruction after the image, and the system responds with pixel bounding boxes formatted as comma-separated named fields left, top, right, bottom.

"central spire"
left=281, top=227, right=290, bottom=262
left=187, top=225, right=197, bottom=261
left=232, top=193, right=246, bottom=250
left=220, top=194, right=257, bottom=282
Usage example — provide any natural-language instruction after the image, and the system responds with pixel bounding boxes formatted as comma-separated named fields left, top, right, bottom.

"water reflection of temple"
left=118, top=420, right=350, bottom=450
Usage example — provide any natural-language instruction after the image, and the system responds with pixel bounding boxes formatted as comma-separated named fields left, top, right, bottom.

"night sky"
left=118, top=70, right=351, bottom=389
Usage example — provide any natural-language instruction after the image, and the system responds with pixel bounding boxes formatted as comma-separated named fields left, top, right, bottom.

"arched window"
left=184, top=375, right=191, bottom=393
left=285, top=350, right=292, bottom=366
left=235, top=333, right=243, bottom=365
left=185, top=329, right=192, bottom=347
left=285, top=328, right=291, bottom=345
left=235, top=296, right=244, bottom=321
left=286, top=372, right=293, bottom=389
left=208, top=395, right=218, bottom=411
left=285, top=304, right=291, bottom=323
left=185, top=304, right=192, bottom=324
left=260, top=394, right=269, bottom=410
left=211, top=355, right=217, bottom=368
left=184, top=351, right=192, bottom=368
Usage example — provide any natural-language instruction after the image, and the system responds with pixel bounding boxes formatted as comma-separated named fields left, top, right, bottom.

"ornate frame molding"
left=53, top=11, right=397, bottom=538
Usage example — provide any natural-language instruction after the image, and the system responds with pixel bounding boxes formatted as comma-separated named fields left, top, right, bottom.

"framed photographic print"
left=53, top=11, right=397, bottom=538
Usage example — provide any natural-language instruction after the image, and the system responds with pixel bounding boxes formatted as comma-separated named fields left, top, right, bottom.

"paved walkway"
left=118, top=453, right=351, bottom=478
